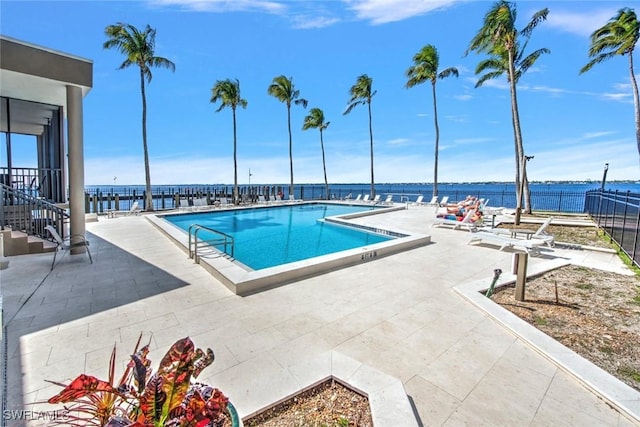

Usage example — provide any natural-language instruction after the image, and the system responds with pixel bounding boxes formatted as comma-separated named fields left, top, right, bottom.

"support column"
left=66, top=85, right=86, bottom=255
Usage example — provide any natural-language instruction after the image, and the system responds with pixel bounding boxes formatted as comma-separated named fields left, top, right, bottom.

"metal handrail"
left=188, top=223, right=234, bottom=263
left=1, top=183, right=70, bottom=239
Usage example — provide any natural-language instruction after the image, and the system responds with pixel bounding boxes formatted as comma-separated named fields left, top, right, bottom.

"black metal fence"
left=585, top=189, right=640, bottom=268
left=83, top=185, right=588, bottom=214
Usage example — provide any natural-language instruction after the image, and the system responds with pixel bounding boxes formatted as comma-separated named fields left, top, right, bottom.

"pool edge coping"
left=146, top=202, right=432, bottom=296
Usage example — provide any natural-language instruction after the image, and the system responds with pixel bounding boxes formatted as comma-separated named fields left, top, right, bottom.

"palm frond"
left=518, top=48, right=550, bottom=76
left=521, top=8, right=549, bottom=38
left=475, top=71, right=505, bottom=88
left=582, top=8, right=639, bottom=74
left=438, top=67, right=459, bottom=80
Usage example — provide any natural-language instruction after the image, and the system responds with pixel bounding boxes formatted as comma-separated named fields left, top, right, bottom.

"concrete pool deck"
left=1, top=204, right=639, bottom=426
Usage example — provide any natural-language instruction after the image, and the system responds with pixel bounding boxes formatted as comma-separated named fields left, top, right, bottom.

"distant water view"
left=85, top=181, right=640, bottom=213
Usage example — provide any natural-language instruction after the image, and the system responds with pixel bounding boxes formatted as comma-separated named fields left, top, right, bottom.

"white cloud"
left=416, top=113, right=429, bottom=117
left=602, top=92, right=632, bottom=102
left=344, top=0, right=463, bottom=25
left=148, top=0, right=286, bottom=14
left=452, top=137, right=494, bottom=145
left=387, top=137, right=410, bottom=146
left=444, top=114, right=468, bottom=123
left=545, top=9, right=619, bottom=37
left=583, top=131, right=617, bottom=139
left=530, top=85, right=568, bottom=95
left=291, top=15, right=340, bottom=29
left=454, top=94, right=472, bottom=101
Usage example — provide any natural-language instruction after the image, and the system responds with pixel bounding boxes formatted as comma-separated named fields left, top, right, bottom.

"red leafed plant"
left=46, top=334, right=233, bottom=427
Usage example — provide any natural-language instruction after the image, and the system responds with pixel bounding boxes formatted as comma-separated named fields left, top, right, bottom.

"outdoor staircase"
left=1, top=228, right=57, bottom=256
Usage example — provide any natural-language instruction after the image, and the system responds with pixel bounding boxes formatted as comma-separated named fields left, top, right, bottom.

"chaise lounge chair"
left=107, top=201, right=141, bottom=218
left=479, top=216, right=555, bottom=247
left=425, top=196, right=438, bottom=206
left=431, top=209, right=479, bottom=231
left=438, top=196, right=450, bottom=207
left=371, top=194, right=381, bottom=204
left=45, top=225, right=93, bottom=270
left=468, top=229, right=545, bottom=256
left=382, top=194, right=394, bottom=205
left=412, top=195, right=425, bottom=205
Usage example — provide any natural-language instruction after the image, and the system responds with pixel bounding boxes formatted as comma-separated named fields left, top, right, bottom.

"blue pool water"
left=164, top=203, right=393, bottom=270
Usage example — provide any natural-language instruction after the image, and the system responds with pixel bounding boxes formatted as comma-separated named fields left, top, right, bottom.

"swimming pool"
left=163, top=204, right=392, bottom=269
left=149, top=202, right=431, bottom=295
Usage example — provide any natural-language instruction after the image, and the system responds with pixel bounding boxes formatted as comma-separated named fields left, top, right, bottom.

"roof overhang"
left=0, top=35, right=93, bottom=135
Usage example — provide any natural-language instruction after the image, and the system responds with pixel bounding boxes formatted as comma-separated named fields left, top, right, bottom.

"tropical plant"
left=211, top=79, right=247, bottom=205
left=47, top=335, right=237, bottom=427
left=302, top=107, right=331, bottom=199
left=103, top=23, right=175, bottom=212
left=405, top=44, right=459, bottom=199
left=343, top=74, right=377, bottom=198
left=580, top=7, right=640, bottom=162
left=268, top=76, right=308, bottom=198
left=466, top=1, right=548, bottom=223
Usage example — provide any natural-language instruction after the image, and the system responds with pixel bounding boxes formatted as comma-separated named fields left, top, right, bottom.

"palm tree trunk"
left=508, top=49, right=526, bottom=224
left=367, top=100, right=375, bottom=198
left=629, top=52, right=640, bottom=161
left=232, top=107, right=238, bottom=205
left=431, top=81, right=439, bottom=199
left=140, top=68, right=153, bottom=212
left=287, top=105, right=294, bottom=197
left=320, top=129, right=329, bottom=200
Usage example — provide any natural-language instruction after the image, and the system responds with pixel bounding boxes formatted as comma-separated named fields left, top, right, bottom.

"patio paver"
left=1, top=205, right=639, bottom=426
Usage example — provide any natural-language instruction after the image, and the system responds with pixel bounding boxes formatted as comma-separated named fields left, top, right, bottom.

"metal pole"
left=600, top=163, right=609, bottom=191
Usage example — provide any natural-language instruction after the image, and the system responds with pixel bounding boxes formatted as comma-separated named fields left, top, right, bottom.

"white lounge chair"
left=468, top=230, right=545, bottom=256
left=107, top=201, right=141, bottom=218
left=362, top=194, right=370, bottom=202
left=257, top=195, right=268, bottom=204
left=353, top=194, right=362, bottom=202
left=431, top=209, right=479, bottom=231
left=382, top=194, right=393, bottom=205
left=371, top=194, right=381, bottom=204
left=218, top=197, right=230, bottom=208
left=412, top=195, right=425, bottom=205
left=342, top=193, right=353, bottom=201
left=45, top=225, right=93, bottom=270
left=193, top=198, right=209, bottom=210
left=479, top=216, right=554, bottom=247
left=439, top=196, right=450, bottom=207
left=178, top=199, right=191, bottom=211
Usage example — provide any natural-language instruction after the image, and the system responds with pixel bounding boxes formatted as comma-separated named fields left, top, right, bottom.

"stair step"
left=2, top=229, right=57, bottom=256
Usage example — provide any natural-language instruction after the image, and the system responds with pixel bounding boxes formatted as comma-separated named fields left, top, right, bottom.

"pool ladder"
left=188, top=224, right=234, bottom=263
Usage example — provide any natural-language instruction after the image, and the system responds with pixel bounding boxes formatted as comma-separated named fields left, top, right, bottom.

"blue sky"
left=1, top=0, right=639, bottom=185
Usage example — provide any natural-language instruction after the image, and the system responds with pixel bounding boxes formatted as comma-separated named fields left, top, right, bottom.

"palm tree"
left=344, top=74, right=377, bottom=198
left=580, top=8, right=640, bottom=161
left=474, top=41, right=549, bottom=216
left=211, top=79, right=247, bottom=205
left=267, top=76, right=308, bottom=198
left=103, top=23, right=175, bottom=212
left=405, top=44, right=459, bottom=199
left=302, top=108, right=331, bottom=200
left=467, top=1, right=548, bottom=224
